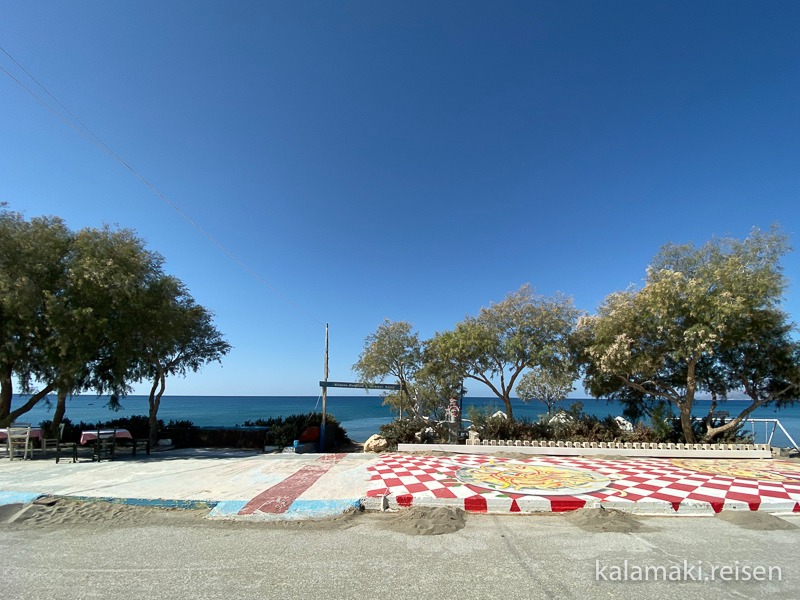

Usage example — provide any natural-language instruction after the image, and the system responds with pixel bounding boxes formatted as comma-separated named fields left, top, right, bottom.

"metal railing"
left=743, top=418, right=799, bottom=450
left=692, top=415, right=798, bottom=450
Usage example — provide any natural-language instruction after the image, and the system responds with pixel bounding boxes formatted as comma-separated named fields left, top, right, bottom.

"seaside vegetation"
left=356, top=226, right=800, bottom=445
left=0, top=206, right=231, bottom=445
left=578, top=226, right=800, bottom=443
left=378, top=402, right=753, bottom=450
left=35, top=413, right=351, bottom=451
left=243, top=413, right=350, bottom=451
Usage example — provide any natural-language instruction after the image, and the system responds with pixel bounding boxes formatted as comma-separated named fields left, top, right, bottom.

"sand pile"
left=716, top=511, right=797, bottom=531
left=562, top=506, right=648, bottom=533
left=381, top=506, right=467, bottom=536
left=1, top=497, right=207, bottom=528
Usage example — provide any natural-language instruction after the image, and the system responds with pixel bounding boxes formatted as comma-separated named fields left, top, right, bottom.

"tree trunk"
left=678, top=404, right=696, bottom=443
left=0, top=362, right=13, bottom=423
left=2, top=383, right=55, bottom=427
left=51, top=388, right=68, bottom=435
left=704, top=401, right=764, bottom=442
left=678, top=361, right=699, bottom=443
left=400, top=379, right=417, bottom=418
left=148, top=370, right=166, bottom=447
left=502, top=392, right=514, bottom=421
left=467, top=374, right=514, bottom=420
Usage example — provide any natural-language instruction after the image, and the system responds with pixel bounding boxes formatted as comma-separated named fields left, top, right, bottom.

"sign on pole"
left=319, top=381, right=402, bottom=390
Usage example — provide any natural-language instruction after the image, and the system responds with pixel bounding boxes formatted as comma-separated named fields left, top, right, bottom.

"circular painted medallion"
left=670, top=459, right=800, bottom=483
left=455, top=462, right=610, bottom=496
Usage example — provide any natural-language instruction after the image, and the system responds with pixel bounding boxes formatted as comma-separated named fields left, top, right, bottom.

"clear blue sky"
left=1, top=1, right=798, bottom=397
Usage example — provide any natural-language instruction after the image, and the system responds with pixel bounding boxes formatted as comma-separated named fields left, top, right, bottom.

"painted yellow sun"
left=670, top=459, right=800, bottom=483
left=455, top=462, right=610, bottom=496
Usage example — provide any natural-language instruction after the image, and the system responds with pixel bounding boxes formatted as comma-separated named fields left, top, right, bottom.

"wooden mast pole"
left=320, top=323, right=329, bottom=451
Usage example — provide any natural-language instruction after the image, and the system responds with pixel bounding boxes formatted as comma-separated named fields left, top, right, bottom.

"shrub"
left=38, top=415, right=163, bottom=443
left=38, top=418, right=80, bottom=443
left=162, top=420, right=199, bottom=448
left=379, top=418, right=449, bottom=449
left=244, top=413, right=350, bottom=451
left=547, top=409, right=622, bottom=443
left=467, top=405, right=549, bottom=441
left=466, top=400, right=754, bottom=445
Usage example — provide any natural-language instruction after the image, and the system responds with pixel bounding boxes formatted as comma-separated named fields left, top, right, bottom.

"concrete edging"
left=361, top=493, right=800, bottom=516
left=397, top=443, right=773, bottom=458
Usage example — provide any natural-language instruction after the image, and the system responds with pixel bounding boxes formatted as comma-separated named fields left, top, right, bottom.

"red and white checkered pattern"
left=365, top=454, right=800, bottom=514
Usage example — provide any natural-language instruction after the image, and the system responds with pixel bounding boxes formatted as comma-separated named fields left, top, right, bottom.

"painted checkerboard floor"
left=365, top=454, right=800, bottom=514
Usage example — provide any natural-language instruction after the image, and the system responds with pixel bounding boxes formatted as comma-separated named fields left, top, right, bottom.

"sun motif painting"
left=455, top=461, right=611, bottom=496
left=670, top=459, right=800, bottom=483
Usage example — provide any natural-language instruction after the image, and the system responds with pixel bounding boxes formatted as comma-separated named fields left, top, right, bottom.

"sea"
left=9, top=394, right=800, bottom=447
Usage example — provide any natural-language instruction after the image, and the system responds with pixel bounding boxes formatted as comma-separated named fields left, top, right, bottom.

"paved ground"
left=3, top=510, right=798, bottom=600
left=364, top=453, right=800, bottom=514
left=1, top=448, right=800, bottom=519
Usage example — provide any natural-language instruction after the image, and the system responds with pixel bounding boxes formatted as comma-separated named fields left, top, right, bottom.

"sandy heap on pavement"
left=715, top=511, right=797, bottom=530
left=1, top=497, right=209, bottom=528
left=380, top=506, right=467, bottom=536
left=0, top=497, right=363, bottom=532
left=562, top=506, right=648, bottom=533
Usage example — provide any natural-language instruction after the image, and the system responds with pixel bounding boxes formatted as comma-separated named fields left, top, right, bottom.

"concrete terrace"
left=1, top=447, right=800, bottom=520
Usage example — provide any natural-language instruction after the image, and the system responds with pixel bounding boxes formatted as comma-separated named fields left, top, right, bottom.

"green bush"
left=38, top=415, right=162, bottom=443
left=162, top=420, right=199, bottom=448
left=244, top=412, right=350, bottom=451
left=464, top=401, right=754, bottom=445
left=379, top=418, right=450, bottom=449
left=38, top=418, right=80, bottom=443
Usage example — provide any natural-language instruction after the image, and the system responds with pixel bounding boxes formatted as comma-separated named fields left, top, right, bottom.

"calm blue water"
left=10, top=394, right=800, bottom=446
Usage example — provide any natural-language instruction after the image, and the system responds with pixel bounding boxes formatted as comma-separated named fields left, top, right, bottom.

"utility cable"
left=0, top=44, right=325, bottom=328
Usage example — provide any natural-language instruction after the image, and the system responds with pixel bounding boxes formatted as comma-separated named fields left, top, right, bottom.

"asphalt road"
left=1, top=509, right=798, bottom=600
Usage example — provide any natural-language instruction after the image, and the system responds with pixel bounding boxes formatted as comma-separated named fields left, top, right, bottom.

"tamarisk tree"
left=0, top=207, right=231, bottom=437
left=579, top=227, right=800, bottom=443
left=426, top=285, right=580, bottom=420
left=352, top=319, right=422, bottom=417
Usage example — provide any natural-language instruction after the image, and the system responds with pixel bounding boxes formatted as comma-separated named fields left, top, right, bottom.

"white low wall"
left=397, top=442, right=772, bottom=459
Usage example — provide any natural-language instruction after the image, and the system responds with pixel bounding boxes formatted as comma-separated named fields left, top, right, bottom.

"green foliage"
left=578, top=226, right=800, bottom=443
left=161, top=419, right=199, bottom=448
left=378, top=418, right=449, bottom=449
left=38, top=415, right=164, bottom=443
left=425, top=285, right=581, bottom=420
left=407, top=362, right=465, bottom=422
left=352, top=319, right=421, bottom=416
left=464, top=401, right=753, bottom=445
left=244, top=413, right=350, bottom=450
left=0, top=208, right=230, bottom=431
left=516, top=365, right=575, bottom=414
left=547, top=408, right=623, bottom=443
left=466, top=406, right=547, bottom=441
left=649, top=402, right=676, bottom=441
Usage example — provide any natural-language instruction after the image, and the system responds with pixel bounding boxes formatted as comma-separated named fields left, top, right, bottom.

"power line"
left=0, top=44, right=325, bottom=328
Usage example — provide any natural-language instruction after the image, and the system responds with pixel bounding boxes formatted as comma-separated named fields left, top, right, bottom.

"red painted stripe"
left=549, top=498, right=586, bottom=512
left=239, top=454, right=347, bottom=515
left=464, top=495, right=488, bottom=513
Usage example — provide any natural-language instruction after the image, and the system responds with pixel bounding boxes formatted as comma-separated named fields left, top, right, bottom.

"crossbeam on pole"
left=319, top=381, right=402, bottom=390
